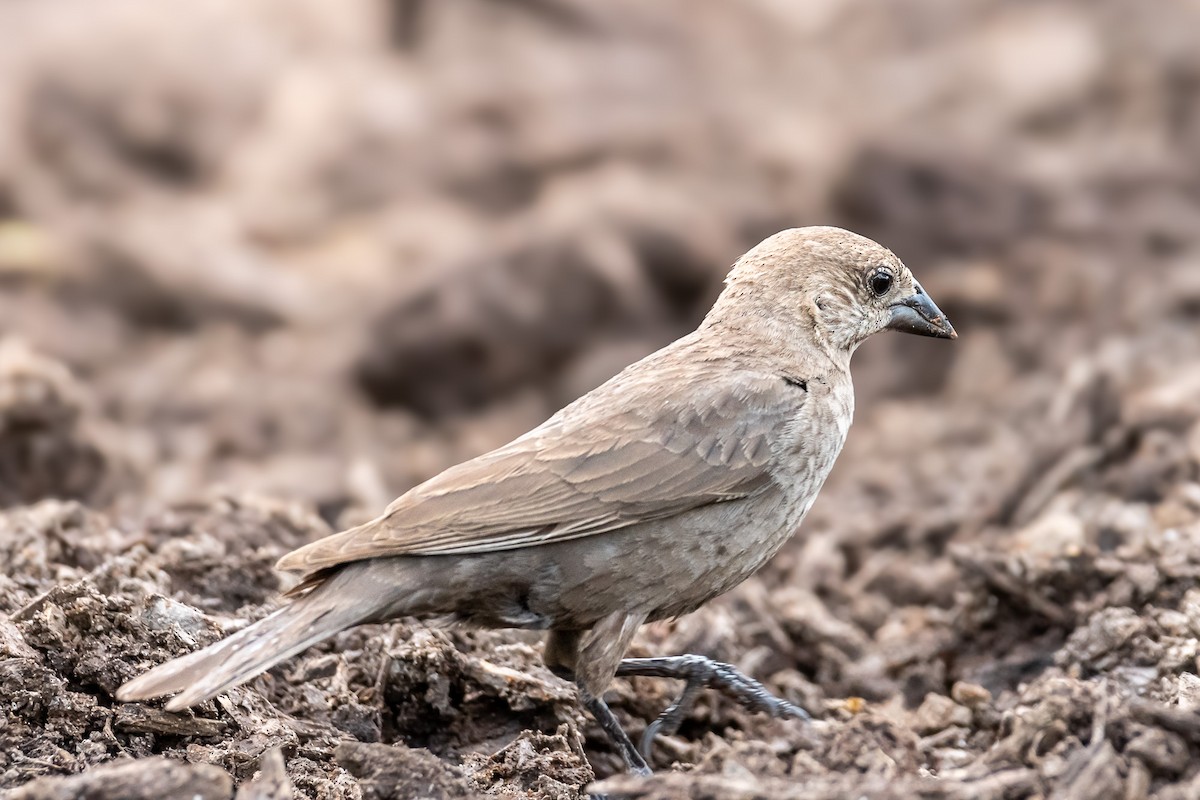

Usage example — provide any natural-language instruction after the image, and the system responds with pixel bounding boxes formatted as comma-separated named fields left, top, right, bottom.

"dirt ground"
left=4, top=0, right=1200, bottom=798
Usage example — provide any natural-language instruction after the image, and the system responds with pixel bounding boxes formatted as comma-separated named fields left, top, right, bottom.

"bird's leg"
left=616, top=654, right=810, bottom=758
left=582, top=692, right=652, bottom=777
left=564, top=612, right=652, bottom=776
left=546, top=629, right=650, bottom=774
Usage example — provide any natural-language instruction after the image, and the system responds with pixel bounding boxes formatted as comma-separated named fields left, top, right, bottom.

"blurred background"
left=3, top=0, right=1197, bottom=522
left=5, top=1, right=1200, bottom=795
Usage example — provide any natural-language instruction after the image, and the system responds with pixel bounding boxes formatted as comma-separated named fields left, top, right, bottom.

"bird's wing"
left=277, top=367, right=803, bottom=573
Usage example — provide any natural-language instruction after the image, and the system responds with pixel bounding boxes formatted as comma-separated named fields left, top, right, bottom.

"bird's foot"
left=616, top=654, right=810, bottom=760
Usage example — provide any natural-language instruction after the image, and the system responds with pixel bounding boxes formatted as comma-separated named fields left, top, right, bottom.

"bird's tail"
left=116, top=562, right=398, bottom=711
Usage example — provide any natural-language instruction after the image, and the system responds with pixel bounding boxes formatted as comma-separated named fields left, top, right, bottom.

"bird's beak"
left=887, top=287, right=957, bottom=339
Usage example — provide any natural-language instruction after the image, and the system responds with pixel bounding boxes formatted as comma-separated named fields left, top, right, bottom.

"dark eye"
left=868, top=269, right=893, bottom=297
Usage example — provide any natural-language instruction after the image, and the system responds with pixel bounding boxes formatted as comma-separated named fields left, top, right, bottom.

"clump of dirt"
left=0, top=340, right=117, bottom=507
left=11, top=757, right=235, bottom=800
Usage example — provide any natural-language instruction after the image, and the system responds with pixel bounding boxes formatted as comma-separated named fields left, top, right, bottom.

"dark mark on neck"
left=783, top=376, right=808, bottom=391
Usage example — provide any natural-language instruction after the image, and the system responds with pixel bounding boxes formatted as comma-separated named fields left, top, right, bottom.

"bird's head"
left=706, top=226, right=955, bottom=361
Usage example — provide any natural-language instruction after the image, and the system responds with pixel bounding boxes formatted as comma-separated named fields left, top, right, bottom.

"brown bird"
left=117, top=226, right=955, bottom=774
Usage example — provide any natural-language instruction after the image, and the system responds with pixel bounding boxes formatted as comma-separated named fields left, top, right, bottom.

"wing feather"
left=277, top=364, right=802, bottom=573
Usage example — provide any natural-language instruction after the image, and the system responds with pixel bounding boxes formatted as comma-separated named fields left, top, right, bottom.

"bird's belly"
left=424, top=484, right=828, bottom=632
left=520, top=489, right=802, bottom=627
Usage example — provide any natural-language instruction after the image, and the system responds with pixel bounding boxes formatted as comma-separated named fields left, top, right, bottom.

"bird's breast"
left=776, top=376, right=853, bottom=482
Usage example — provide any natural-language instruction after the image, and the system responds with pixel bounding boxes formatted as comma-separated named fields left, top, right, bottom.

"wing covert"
left=277, top=367, right=801, bottom=573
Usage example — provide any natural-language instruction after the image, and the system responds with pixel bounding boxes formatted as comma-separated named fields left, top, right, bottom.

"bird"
left=117, top=226, right=956, bottom=775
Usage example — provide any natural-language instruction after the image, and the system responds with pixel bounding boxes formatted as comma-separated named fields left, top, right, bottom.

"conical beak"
left=886, top=286, right=956, bottom=339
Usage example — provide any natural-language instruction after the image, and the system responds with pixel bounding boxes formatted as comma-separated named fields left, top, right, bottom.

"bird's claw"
left=703, top=659, right=810, bottom=720
left=616, top=654, right=811, bottom=761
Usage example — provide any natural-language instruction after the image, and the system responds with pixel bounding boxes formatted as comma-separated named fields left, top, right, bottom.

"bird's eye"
left=868, top=269, right=893, bottom=297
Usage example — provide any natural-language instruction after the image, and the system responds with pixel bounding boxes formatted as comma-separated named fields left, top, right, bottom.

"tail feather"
left=117, top=565, right=395, bottom=711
